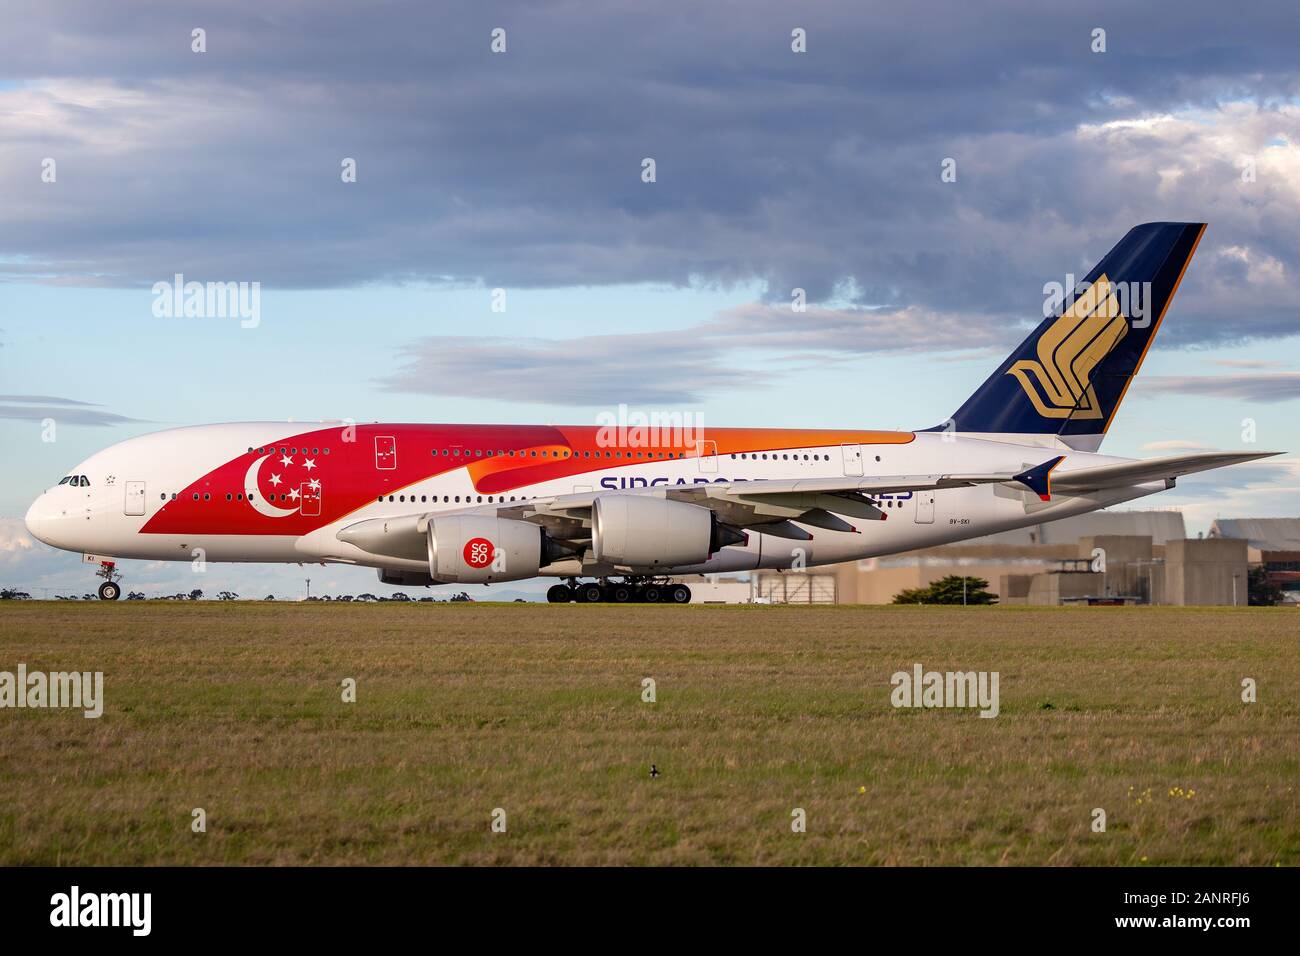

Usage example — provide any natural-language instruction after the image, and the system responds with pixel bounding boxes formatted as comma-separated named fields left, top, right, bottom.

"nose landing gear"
left=94, top=560, right=122, bottom=601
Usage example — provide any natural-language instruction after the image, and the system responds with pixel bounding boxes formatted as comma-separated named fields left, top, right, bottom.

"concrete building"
left=1209, top=518, right=1300, bottom=605
left=788, top=510, right=1185, bottom=605
left=1164, top=537, right=1250, bottom=606
left=749, top=509, right=1267, bottom=606
left=684, top=511, right=1284, bottom=606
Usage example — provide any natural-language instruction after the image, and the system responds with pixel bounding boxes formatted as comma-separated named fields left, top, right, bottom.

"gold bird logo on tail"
left=1007, top=274, right=1128, bottom=420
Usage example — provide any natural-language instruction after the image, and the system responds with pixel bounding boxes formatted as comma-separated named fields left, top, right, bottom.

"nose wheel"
left=94, top=560, right=122, bottom=601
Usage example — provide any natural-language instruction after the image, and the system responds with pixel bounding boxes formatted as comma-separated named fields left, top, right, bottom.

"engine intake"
left=593, top=495, right=739, bottom=570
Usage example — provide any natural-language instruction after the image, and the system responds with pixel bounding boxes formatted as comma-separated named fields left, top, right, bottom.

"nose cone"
left=24, top=494, right=49, bottom=545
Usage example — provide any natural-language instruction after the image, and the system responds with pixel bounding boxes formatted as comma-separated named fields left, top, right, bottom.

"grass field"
left=0, top=602, right=1296, bottom=866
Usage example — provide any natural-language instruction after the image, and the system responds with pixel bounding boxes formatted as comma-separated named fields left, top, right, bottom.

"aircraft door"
left=841, top=443, right=864, bottom=477
left=696, top=439, right=718, bottom=473
left=375, top=435, right=397, bottom=470
left=300, top=482, right=322, bottom=516
left=124, top=480, right=146, bottom=516
left=915, top=490, right=935, bottom=524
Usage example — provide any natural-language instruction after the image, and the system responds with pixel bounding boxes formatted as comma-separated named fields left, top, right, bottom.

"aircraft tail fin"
left=929, top=222, right=1206, bottom=450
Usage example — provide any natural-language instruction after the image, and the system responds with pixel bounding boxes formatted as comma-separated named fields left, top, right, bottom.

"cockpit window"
left=79, top=476, right=90, bottom=486
left=58, top=476, right=71, bottom=485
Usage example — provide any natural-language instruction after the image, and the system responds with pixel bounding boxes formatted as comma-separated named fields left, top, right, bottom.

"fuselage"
left=24, top=421, right=1161, bottom=578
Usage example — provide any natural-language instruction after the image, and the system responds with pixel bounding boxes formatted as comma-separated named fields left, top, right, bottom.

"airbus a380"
left=25, top=223, right=1279, bottom=602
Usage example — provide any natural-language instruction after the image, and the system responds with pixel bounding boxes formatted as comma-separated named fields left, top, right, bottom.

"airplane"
left=24, top=222, right=1280, bottom=603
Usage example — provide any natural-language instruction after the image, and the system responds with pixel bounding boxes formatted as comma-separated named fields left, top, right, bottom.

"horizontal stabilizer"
left=1050, top=451, right=1282, bottom=495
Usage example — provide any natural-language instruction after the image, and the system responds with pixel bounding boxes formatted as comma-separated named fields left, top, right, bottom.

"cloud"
left=1139, top=372, right=1300, bottom=403
left=0, top=396, right=147, bottom=426
left=379, top=300, right=1002, bottom=404
left=0, top=1, right=1298, bottom=350
left=0, top=517, right=36, bottom=562
left=1210, top=359, right=1290, bottom=369
left=382, top=331, right=754, bottom=405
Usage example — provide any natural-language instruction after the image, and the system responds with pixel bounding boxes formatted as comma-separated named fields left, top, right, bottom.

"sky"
left=1, top=0, right=1298, bottom=599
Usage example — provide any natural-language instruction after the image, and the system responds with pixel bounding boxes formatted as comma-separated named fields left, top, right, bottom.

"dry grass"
left=0, top=601, right=1296, bottom=865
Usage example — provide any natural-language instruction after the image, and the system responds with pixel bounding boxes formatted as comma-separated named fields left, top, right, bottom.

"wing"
left=334, top=450, right=1283, bottom=560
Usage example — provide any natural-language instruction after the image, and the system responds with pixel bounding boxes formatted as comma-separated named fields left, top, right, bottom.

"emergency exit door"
left=124, top=480, right=146, bottom=516
left=841, top=443, right=864, bottom=476
left=375, top=435, right=396, bottom=469
left=915, top=490, right=935, bottom=524
left=696, top=439, right=718, bottom=472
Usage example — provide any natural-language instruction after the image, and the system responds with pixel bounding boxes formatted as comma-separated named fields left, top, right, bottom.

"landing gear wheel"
left=669, top=584, right=691, bottom=604
left=578, top=583, right=604, bottom=603
left=98, top=581, right=121, bottom=601
left=642, top=585, right=662, bottom=603
left=609, top=584, right=632, bottom=603
left=547, top=584, right=573, bottom=604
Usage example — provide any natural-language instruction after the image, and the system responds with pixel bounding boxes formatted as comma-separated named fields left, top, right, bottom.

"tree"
left=0, top=589, right=31, bottom=600
left=893, top=575, right=997, bottom=605
left=126, top=591, right=146, bottom=600
left=1248, top=565, right=1284, bottom=606
left=188, top=589, right=204, bottom=601
left=217, top=590, right=238, bottom=601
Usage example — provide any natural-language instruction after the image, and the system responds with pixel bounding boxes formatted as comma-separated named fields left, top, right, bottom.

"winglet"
left=1014, top=456, right=1066, bottom=501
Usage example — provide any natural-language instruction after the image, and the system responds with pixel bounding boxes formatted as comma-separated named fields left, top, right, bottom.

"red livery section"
left=140, top=423, right=913, bottom=536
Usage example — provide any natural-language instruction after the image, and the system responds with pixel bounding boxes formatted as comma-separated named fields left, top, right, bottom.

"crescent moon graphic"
left=244, top=454, right=300, bottom=518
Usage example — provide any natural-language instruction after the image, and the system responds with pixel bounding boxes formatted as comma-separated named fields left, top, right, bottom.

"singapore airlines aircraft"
left=26, top=222, right=1279, bottom=602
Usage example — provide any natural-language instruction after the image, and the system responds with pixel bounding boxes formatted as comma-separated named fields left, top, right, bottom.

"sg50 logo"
left=463, top=537, right=495, bottom=569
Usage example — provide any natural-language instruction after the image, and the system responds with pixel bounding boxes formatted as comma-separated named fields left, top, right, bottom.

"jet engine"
left=427, top=514, right=568, bottom=584
left=592, top=495, right=742, bottom=569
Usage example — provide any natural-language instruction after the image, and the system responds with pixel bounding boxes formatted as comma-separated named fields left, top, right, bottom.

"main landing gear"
left=547, top=577, right=692, bottom=604
left=94, top=560, right=122, bottom=601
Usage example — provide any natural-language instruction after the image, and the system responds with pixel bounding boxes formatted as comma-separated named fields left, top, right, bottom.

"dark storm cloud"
left=3, top=0, right=1300, bottom=347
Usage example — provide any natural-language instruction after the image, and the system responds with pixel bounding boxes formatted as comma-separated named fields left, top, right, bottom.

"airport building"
left=688, top=510, right=1295, bottom=606
left=1208, top=518, right=1300, bottom=605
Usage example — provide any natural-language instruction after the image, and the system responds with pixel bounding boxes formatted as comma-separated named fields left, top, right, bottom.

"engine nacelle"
left=378, top=569, right=441, bottom=587
left=592, top=495, right=722, bottom=569
left=427, top=514, right=547, bottom=584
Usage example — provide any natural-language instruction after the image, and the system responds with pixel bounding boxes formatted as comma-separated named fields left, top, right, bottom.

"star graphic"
left=288, top=487, right=301, bottom=500
left=303, top=458, right=317, bottom=471
left=308, top=479, right=321, bottom=491
left=269, top=473, right=282, bottom=486
left=279, top=454, right=294, bottom=467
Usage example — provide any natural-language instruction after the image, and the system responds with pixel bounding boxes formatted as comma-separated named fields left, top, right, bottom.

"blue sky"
left=2, top=1, right=1298, bottom=598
